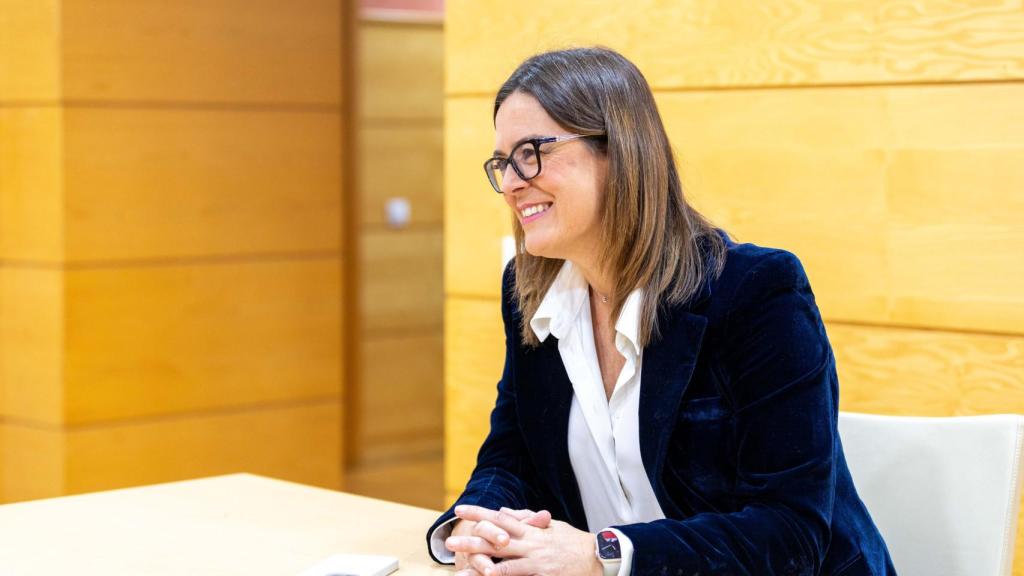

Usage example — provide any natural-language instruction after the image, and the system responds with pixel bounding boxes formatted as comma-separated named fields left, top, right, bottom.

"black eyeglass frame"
left=483, top=134, right=603, bottom=194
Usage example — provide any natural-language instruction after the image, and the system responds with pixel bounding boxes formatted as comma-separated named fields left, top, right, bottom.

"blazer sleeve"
left=614, top=250, right=839, bottom=575
left=424, top=261, right=542, bottom=563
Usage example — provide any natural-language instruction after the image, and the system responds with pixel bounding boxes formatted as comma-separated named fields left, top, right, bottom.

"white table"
left=0, top=473, right=451, bottom=575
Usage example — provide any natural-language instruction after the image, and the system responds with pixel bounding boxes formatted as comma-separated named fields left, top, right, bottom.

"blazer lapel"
left=639, top=304, right=708, bottom=512
left=515, top=337, right=588, bottom=529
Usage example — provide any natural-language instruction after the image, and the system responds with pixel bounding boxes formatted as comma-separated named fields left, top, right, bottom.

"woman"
left=427, top=47, right=895, bottom=576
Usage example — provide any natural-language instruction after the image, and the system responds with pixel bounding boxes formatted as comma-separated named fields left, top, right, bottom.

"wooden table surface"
left=0, top=473, right=452, bottom=575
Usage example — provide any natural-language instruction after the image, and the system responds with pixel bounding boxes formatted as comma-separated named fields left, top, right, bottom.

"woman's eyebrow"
left=493, top=134, right=543, bottom=156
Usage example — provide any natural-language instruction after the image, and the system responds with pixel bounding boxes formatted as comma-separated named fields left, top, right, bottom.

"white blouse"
left=529, top=260, right=665, bottom=535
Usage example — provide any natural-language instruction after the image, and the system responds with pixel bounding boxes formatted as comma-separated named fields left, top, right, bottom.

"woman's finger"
left=522, top=509, right=552, bottom=528
left=446, top=535, right=501, bottom=556
left=471, top=519, right=510, bottom=548
left=468, top=552, right=498, bottom=576
left=455, top=505, right=527, bottom=538
left=497, top=507, right=534, bottom=520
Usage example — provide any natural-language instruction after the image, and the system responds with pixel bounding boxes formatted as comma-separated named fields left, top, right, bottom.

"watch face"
left=597, top=530, right=621, bottom=560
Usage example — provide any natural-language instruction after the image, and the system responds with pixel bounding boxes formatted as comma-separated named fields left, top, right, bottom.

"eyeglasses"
left=483, top=134, right=602, bottom=194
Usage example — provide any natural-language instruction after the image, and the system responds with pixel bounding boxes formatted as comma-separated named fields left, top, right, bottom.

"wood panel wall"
left=443, top=0, right=1024, bottom=570
left=344, top=17, right=444, bottom=509
left=0, top=0, right=348, bottom=502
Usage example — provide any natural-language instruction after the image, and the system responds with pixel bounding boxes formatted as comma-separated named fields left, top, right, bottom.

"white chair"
left=839, top=412, right=1024, bottom=576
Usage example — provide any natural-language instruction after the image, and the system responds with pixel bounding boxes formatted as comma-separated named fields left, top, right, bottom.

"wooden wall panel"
left=361, top=229, right=442, bottom=334
left=0, top=108, right=63, bottom=261
left=345, top=454, right=444, bottom=511
left=886, top=148, right=1024, bottom=333
left=0, top=268, right=63, bottom=425
left=443, top=297, right=503, bottom=499
left=0, top=0, right=59, bottom=101
left=0, top=0, right=348, bottom=505
left=347, top=19, right=443, bottom=509
left=60, top=0, right=342, bottom=105
left=446, top=0, right=1024, bottom=94
left=63, top=108, right=342, bottom=262
left=63, top=259, right=341, bottom=425
left=443, top=97, right=510, bottom=299
left=665, top=83, right=1024, bottom=335
left=360, top=124, right=443, bottom=227
left=833, top=322, right=1024, bottom=417
left=358, top=333, right=443, bottom=461
left=360, top=22, right=444, bottom=120
left=0, top=423, right=63, bottom=503
left=63, top=401, right=341, bottom=495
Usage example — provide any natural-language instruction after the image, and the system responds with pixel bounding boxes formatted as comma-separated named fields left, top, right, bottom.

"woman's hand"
left=448, top=507, right=552, bottom=575
left=448, top=505, right=602, bottom=576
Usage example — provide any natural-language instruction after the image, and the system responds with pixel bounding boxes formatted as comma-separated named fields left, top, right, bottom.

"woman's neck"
left=571, top=258, right=614, bottom=304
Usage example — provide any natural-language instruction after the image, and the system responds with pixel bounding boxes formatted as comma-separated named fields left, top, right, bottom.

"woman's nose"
left=500, top=164, right=527, bottom=194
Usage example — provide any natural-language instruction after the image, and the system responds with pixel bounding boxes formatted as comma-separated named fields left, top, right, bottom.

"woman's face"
left=494, top=91, right=607, bottom=264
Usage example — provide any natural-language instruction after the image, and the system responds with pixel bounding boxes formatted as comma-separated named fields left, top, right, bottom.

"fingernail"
left=454, top=505, right=465, bottom=514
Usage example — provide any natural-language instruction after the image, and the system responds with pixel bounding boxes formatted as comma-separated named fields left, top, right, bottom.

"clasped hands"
left=445, top=504, right=602, bottom=576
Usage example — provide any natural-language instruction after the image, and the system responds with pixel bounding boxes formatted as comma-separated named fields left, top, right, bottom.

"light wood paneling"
left=0, top=0, right=59, bottom=101
left=63, top=258, right=342, bottom=425
left=360, top=124, right=443, bottom=227
left=346, top=454, right=444, bottom=510
left=360, top=22, right=443, bottom=120
left=0, top=268, right=63, bottom=425
left=0, top=423, right=63, bottom=503
left=60, top=0, right=342, bottom=105
left=63, top=401, right=342, bottom=496
left=443, top=97, right=511, bottom=299
left=361, top=228, right=443, bottom=334
left=445, top=85, right=1024, bottom=335
left=62, top=108, right=341, bottom=262
left=357, top=333, right=442, bottom=461
left=886, top=148, right=1024, bottom=332
left=446, top=0, right=1024, bottom=95
left=444, top=297, right=504, bottom=498
left=0, top=108, right=63, bottom=261
left=833, top=322, right=1024, bottom=417
left=667, top=83, right=1024, bottom=335
left=349, top=18, right=444, bottom=506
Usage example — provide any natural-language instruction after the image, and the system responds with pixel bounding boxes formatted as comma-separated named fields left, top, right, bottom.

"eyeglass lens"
left=486, top=140, right=541, bottom=193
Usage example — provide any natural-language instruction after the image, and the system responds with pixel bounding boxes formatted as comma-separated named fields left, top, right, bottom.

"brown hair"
left=495, top=47, right=726, bottom=348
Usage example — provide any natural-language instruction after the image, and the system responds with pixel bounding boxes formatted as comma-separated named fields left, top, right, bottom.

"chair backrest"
left=839, top=412, right=1024, bottom=576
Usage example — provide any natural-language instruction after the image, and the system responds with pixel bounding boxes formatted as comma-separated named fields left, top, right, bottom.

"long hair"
left=496, top=47, right=726, bottom=348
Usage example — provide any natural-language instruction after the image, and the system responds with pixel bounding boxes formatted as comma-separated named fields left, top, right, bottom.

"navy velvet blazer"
left=429, top=238, right=896, bottom=575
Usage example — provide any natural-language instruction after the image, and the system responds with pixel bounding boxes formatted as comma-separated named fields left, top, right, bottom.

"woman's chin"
left=523, top=236, right=556, bottom=259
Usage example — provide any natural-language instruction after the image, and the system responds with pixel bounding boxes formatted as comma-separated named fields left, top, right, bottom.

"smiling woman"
left=427, top=47, right=896, bottom=576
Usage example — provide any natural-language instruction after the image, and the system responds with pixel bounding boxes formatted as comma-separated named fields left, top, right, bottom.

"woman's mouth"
left=520, top=202, right=552, bottom=224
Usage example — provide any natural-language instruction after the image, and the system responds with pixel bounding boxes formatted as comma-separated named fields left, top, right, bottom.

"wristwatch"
left=595, top=529, right=622, bottom=576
